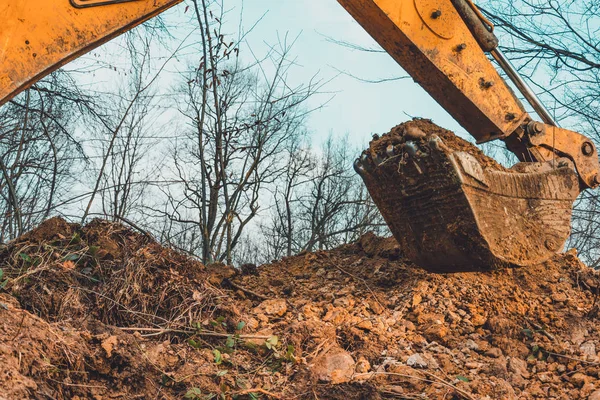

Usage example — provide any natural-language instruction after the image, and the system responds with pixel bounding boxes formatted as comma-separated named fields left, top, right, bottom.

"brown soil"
left=369, top=118, right=510, bottom=171
left=1, top=219, right=600, bottom=399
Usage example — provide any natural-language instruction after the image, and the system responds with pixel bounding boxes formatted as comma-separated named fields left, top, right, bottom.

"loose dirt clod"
left=0, top=218, right=599, bottom=399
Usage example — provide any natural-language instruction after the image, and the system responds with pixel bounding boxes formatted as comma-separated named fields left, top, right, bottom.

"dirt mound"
left=368, top=119, right=509, bottom=171
left=1, top=218, right=600, bottom=399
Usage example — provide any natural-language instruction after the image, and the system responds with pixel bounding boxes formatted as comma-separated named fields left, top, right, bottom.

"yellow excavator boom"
left=0, top=0, right=182, bottom=106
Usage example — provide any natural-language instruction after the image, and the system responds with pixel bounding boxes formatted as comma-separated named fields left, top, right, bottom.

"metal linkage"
left=491, top=48, right=559, bottom=127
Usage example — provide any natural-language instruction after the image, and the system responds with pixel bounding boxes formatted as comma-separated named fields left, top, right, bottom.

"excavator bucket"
left=355, top=120, right=580, bottom=272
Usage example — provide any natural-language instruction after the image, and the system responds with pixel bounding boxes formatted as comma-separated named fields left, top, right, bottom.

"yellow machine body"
left=0, top=0, right=182, bottom=106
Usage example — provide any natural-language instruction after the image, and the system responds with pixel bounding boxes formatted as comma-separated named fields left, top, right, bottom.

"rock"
left=465, top=339, right=479, bottom=351
left=508, top=357, right=530, bottom=379
left=254, top=299, right=287, bottom=317
left=355, top=356, right=371, bottom=373
left=551, top=292, right=568, bottom=302
left=588, top=389, right=600, bottom=400
left=407, top=353, right=428, bottom=368
left=311, top=347, right=356, bottom=384
left=571, top=372, right=592, bottom=388
left=412, top=293, right=422, bottom=307
left=580, top=341, right=597, bottom=360
left=333, top=296, right=355, bottom=308
left=485, top=347, right=503, bottom=358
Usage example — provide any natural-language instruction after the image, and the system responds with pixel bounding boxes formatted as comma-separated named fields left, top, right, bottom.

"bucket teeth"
left=355, top=121, right=581, bottom=272
left=353, top=158, right=365, bottom=176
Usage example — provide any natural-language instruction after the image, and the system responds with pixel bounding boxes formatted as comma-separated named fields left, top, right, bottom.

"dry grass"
left=1, top=218, right=227, bottom=334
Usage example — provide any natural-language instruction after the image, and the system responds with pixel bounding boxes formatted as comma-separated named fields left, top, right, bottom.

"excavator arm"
left=338, top=0, right=600, bottom=270
left=337, top=0, right=599, bottom=189
left=0, top=0, right=182, bottom=106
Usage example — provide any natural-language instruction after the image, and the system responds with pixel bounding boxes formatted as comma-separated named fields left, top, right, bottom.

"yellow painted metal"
left=337, top=0, right=527, bottom=143
left=0, top=0, right=182, bottom=106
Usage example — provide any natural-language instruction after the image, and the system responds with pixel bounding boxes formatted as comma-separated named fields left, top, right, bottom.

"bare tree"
left=481, top=0, right=600, bottom=264
left=152, top=1, right=321, bottom=264
left=93, top=33, right=166, bottom=223
left=0, top=70, right=90, bottom=241
left=299, top=136, right=385, bottom=252
left=258, top=135, right=386, bottom=262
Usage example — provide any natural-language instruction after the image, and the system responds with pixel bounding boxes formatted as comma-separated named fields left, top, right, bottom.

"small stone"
left=465, top=361, right=481, bottom=369
left=407, top=353, right=428, bottom=368
left=485, top=348, right=503, bottom=358
left=580, top=341, right=597, bottom=360
left=551, top=292, right=568, bottom=302
left=357, top=319, right=373, bottom=331
left=311, top=347, right=356, bottom=384
left=254, top=299, right=287, bottom=317
left=571, top=372, right=591, bottom=388
left=412, top=293, right=423, bottom=307
left=355, top=356, right=371, bottom=373
left=465, top=339, right=479, bottom=351
left=588, top=389, right=600, bottom=400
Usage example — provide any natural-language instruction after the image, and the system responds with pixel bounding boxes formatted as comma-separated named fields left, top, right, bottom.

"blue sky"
left=68, top=0, right=474, bottom=150
left=231, top=0, right=466, bottom=146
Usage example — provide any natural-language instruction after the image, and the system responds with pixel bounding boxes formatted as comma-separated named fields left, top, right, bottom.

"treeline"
left=0, top=2, right=386, bottom=265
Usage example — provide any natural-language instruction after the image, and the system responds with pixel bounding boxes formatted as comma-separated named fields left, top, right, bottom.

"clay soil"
left=1, top=218, right=600, bottom=400
left=369, top=119, right=510, bottom=172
